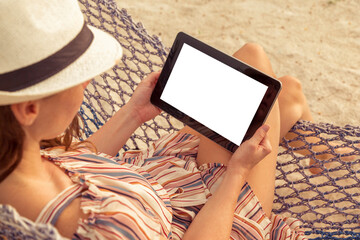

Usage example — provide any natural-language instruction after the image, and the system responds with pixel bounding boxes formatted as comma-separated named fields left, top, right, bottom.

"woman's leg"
left=278, top=78, right=355, bottom=173
left=180, top=43, right=313, bottom=216
left=277, top=75, right=314, bottom=138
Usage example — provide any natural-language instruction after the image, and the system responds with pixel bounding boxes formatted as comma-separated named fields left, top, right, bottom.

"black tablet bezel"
left=151, top=32, right=281, bottom=152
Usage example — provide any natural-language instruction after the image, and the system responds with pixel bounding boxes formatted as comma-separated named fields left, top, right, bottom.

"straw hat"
left=0, top=0, right=122, bottom=105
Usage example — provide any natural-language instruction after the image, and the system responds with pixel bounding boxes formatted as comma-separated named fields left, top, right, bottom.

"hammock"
left=78, top=0, right=360, bottom=239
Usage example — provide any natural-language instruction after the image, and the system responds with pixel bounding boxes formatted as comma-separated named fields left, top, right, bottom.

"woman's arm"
left=86, top=72, right=161, bottom=156
left=182, top=169, right=245, bottom=240
left=182, top=125, right=272, bottom=240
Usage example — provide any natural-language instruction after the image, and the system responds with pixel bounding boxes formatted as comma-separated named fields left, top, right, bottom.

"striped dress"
left=0, top=132, right=306, bottom=239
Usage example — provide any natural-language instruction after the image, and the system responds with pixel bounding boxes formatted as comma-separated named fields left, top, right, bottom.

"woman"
left=0, top=0, right=312, bottom=239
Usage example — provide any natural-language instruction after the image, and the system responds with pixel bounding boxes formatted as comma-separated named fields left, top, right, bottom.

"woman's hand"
left=183, top=125, right=272, bottom=240
left=227, top=124, right=272, bottom=178
left=87, top=72, right=162, bottom=156
left=126, top=72, right=162, bottom=125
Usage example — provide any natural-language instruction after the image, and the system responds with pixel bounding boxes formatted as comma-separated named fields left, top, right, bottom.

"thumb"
left=250, top=124, right=270, bottom=145
left=144, top=72, right=160, bottom=85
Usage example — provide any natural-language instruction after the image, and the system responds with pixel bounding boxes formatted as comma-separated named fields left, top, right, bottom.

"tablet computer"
left=151, top=32, right=281, bottom=152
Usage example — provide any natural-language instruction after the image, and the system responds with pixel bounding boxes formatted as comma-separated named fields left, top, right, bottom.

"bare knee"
left=233, top=43, right=265, bottom=59
left=278, top=75, right=309, bottom=115
left=279, top=75, right=304, bottom=102
left=232, top=43, right=276, bottom=78
left=243, top=43, right=265, bottom=53
left=279, top=75, right=302, bottom=91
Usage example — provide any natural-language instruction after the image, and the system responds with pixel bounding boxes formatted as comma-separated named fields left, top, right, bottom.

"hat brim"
left=0, top=25, right=122, bottom=105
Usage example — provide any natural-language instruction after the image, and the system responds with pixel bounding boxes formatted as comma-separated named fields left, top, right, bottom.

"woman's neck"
left=13, top=138, right=44, bottom=178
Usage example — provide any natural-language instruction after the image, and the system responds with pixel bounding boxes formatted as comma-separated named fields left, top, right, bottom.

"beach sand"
left=118, top=0, right=359, bottom=126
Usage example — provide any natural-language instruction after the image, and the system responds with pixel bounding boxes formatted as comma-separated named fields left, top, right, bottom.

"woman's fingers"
left=250, top=124, right=270, bottom=146
left=141, top=71, right=161, bottom=88
left=228, top=125, right=272, bottom=177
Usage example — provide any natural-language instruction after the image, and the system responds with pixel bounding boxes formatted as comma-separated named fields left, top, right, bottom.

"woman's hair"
left=0, top=106, right=25, bottom=182
left=0, top=105, right=89, bottom=182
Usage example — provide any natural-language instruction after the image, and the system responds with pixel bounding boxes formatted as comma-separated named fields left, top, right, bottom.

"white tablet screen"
left=160, top=44, right=268, bottom=145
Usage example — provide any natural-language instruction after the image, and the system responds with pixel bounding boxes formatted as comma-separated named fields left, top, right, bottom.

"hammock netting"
left=78, top=0, right=360, bottom=239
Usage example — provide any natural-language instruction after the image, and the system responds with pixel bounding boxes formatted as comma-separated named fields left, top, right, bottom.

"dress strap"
left=35, top=184, right=83, bottom=225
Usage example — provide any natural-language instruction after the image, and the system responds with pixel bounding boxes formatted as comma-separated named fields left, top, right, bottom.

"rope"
left=78, top=1, right=360, bottom=238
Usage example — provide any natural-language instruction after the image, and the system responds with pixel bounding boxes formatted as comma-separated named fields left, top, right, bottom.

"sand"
left=117, top=0, right=359, bottom=127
